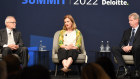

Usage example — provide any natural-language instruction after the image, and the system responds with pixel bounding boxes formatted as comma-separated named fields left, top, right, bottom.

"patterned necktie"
left=128, top=29, right=135, bottom=46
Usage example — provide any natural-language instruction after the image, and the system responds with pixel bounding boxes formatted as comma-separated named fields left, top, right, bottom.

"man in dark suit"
left=0, top=16, right=28, bottom=67
left=112, top=12, right=140, bottom=77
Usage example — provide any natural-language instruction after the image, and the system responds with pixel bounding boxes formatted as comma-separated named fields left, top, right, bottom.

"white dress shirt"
left=3, top=28, right=15, bottom=47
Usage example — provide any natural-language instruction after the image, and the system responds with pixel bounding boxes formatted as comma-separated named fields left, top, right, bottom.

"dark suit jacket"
left=0, top=28, right=24, bottom=49
left=120, top=26, right=140, bottom=51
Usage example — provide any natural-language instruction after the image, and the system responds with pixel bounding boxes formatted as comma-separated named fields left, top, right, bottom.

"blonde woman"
left=58, top=15, right=82, bottom=72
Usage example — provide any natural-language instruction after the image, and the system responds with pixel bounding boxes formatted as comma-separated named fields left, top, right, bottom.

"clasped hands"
left=65, top=44, right=78, bottom=50
left=8, top=44, right=19, bottom=50
left=122, top=46, right=132, bottom=53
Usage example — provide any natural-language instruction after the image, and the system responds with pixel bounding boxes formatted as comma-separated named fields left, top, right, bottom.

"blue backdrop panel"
left=28, top=35, right=54, bottom=70
left=28, top=47, right=38, bottom=66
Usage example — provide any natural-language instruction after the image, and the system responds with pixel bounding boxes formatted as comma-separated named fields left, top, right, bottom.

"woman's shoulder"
left=75, top=29, right=81, bottom=33
left=60, top=29, right=65, bottom=32
left=60, top=30, right=66, bottom=34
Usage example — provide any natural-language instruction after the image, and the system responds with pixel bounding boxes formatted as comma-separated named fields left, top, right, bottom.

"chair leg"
left=116, top=66, right=121, bottom=77
left=64, top=72, right=69, bottom=77
left=78, top=64, right=82, bottom=75
left=55, top=64, right=58, bottom=76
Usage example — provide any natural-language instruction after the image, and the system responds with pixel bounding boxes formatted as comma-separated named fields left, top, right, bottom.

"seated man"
left=112, top=13, right=140, bottom=77
left=0, top=16, right=28, bottom=67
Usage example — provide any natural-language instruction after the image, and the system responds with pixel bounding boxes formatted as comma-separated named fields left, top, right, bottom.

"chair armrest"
left=85, top=55, right=88, bottom=63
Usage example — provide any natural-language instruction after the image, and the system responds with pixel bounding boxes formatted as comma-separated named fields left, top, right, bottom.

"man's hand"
left=8, top=44, right=14, bottom=50
left=122, top=46, right=132, bottom=53
left=8, top=44, right=19, bottom=50
left=13, top=45, right=19, bottom=50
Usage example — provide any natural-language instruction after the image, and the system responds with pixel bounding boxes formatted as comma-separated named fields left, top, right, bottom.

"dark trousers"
left=112, top=46, right=140, bottom=70
left=58, top=48, right=80, bottom=62
left=2, top=47, right=28, bottom=67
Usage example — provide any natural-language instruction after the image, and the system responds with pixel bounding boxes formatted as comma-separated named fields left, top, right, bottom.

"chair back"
left=114, top=55, right=134, bottom=65
left=52, top=30, right=87, bottom=63
left=52, top=30, right=60, bottom=54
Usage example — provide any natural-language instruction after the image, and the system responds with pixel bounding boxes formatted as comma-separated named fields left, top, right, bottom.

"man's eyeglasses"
left=7, top=22, right=16, bottom=24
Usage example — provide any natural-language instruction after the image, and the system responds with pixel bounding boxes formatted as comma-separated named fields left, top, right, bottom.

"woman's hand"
left=61, top=44, right=78, bottom=50
left=68, top=44, right=78, bottom=50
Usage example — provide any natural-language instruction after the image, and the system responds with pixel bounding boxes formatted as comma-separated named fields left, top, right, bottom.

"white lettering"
left=102, top=0, right=128, bottom=5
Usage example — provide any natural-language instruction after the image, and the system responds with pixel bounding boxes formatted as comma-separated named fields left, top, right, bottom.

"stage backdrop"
left=0, top=0, right=140, bottom=70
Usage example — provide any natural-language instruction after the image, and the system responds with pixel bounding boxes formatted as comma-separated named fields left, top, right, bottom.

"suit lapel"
left=13, top=30, right=17, bottom=43
left=134, top=26, right=140, bottom=42
left=127, top=28, right=131, bottom=41
left=3, top=29, right=8, bottom=44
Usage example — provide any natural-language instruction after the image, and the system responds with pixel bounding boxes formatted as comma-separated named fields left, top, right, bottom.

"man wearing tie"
left=0, top=16, right=28, bottom=67
left=112, top=12, right=140, bottom=77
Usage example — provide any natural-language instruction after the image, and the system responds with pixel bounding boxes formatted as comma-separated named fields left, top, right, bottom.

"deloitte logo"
left=102, top=0, right=129, bottom=5
left=22, top=0, right=65, bottom=4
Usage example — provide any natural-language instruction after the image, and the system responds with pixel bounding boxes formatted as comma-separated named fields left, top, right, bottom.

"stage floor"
left=50, top=71, right=139, bottom=79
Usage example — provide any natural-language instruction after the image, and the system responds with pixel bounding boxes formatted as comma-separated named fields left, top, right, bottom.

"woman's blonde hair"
left=63, top=15, right=77, bottom=30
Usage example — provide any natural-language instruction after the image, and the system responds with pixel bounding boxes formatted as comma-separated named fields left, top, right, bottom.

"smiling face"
left=64, top=18, right=73, bottom=30
left=5, top=16, right=16, bottom=30
left=63, top=15, right=77, bottom=30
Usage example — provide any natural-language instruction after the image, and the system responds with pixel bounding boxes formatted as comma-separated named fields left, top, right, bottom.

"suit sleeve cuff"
left=121, top=45, right=124, bottom=48
left=3, top=44, right=8, bottom=47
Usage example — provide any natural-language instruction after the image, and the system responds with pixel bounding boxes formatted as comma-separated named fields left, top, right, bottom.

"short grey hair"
left=5, top=16, right=15, bottom=25
left=128, top=12, right=140, bottom=22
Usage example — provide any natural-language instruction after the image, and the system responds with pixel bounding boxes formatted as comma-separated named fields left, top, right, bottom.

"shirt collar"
left=132, top=25, right=139, bottom=33
left=6, top=28, right=13, bottom=33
